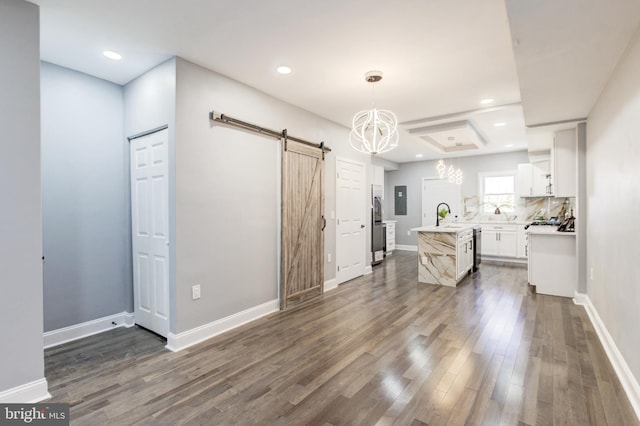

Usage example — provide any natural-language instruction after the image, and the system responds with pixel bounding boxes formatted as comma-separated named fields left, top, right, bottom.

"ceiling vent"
left=407, top=120, right=488, bottom=153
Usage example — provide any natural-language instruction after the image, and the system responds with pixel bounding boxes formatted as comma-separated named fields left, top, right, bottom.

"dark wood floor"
left=45, top=251, right=638, bottom=425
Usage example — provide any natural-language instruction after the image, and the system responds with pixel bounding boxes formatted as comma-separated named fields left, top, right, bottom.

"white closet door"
left=421, top=178, right=460, bottom=227
left=336, top=158, right=366, bottom=284
left=130, top=129, right=169, bottom=337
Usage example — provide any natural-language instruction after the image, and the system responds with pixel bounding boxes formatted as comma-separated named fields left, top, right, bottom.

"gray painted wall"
left=576, top=122, right=587, bottom=294
left=586, top=26, right=640, bottom=387
left=123, top=58, right=177, bottom=328
left=173, top=58, right=367, bottom=333
left=41, top=62, right=128, bottom=331
left=0, top=0, right=45, bottom=393
left=384, top=151, right=529, bottom=246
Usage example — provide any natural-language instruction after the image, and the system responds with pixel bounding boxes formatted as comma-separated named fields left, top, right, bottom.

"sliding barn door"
left=281, top=139, right=325, bottom=309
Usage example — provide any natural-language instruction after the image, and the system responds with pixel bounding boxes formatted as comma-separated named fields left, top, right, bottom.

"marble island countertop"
left=411, top=224, right=475, bottom=234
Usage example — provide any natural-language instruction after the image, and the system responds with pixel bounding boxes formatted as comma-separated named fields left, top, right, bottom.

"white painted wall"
left=586, top=25, right=640, bottom=388
left=0, top=0, right=46, bottom=396
left=173, top=58, right=369, bottom=333
left=41, top=62, right=128, bottom=331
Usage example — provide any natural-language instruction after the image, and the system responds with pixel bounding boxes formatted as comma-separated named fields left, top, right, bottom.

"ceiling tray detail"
left=407, top=120, right=488, bottom=153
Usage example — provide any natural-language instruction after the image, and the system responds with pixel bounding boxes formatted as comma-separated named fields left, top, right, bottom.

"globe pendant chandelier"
left=349, top=71, right=399, bottom=155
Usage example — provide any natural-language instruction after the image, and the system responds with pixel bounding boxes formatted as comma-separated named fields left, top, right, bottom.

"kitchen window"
left=478, top=172, right=516, bottom=214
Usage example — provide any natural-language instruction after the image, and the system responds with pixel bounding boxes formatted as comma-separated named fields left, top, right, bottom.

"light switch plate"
left=192, top=285, right=201, bottom=300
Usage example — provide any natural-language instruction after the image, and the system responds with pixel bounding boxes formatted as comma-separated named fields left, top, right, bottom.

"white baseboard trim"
left=481, top=256, right=527, bottom=265
left=364, top=265, right=373, bottom=275
left=44, top=311, right=135, bottom=349
left=166, top=299, right=279, bottom=352
left=324, top=278, right=338, bottom=292
left=123, top=312, right=135, bottom=327
left=395, top=244, right=417, bottom=252
left=0, top=378, right=50, bottom=403
left=574, top=292, right=640, bottom=421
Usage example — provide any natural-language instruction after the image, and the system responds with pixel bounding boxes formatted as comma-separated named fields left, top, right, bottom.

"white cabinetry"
left=481, top=224, right=517, bottom=257
left=384, top=221, right=396, bottom=254
left=528, top=231, right=576, bottom=297
left=456, top=229, right=474, bottom=280
left=517, top=224, right=528, bottom=259
left=553, top=129, right=577, bottom=197
left=516, top=163, right=532, bottom=197
left=372, top=165, right=384, bottom=196
left=517, top=160, right=552, bottom=197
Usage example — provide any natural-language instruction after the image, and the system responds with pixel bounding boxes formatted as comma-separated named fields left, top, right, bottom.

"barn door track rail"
left=210, top=111, right=331, bottom=157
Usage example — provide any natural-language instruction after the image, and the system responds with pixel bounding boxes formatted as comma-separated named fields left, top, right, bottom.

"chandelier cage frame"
left=349, top=71, right=399, bottom=155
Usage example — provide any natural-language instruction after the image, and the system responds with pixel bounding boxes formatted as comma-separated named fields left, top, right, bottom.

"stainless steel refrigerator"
left=372, top=189, right=384, bottom=265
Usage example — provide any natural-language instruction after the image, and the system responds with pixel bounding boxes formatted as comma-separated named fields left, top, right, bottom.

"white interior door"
left=422, top=177, right=461, bottom=226
left=336, top=158, right=366, bottom=284
left=130, top=128, right=169, bottom=337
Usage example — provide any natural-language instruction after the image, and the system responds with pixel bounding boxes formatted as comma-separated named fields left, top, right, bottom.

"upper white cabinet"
left=553, top=128, right=577, bottom=197
left=372, top=165, right=384, bottom=187
left=371, top=166, right=384, bottom=199
left=517, top=159, right=552, bottom=197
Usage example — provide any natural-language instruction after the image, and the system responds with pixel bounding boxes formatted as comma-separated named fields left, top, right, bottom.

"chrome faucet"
left=435, top=202, right=451, bottom=227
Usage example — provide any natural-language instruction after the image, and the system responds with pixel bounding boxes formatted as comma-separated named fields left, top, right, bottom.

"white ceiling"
left=32, top=0, right=640, bottom=163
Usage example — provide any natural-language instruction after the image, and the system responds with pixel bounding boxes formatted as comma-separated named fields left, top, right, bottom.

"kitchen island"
left=411, top=224, right=475, bottom=286
left=527, top=227, right=576, bottom=297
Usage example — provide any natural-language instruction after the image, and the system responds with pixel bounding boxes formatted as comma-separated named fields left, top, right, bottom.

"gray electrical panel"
left=394, top=185, right=407, bottom=215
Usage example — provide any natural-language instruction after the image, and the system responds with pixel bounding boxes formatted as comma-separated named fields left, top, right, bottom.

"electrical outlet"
left=192, top=284, right=201, bottom=300
left=328, top=253, right=332, bottom=263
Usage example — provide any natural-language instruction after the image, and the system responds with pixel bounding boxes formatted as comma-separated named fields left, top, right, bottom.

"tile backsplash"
left=461, top=196, right=574, bottom=222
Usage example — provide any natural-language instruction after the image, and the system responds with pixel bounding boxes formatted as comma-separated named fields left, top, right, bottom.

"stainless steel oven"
left=473, top=226, right=481, bottom=272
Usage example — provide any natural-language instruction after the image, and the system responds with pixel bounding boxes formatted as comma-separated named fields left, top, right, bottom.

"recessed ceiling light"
left=416, top=154, right=424, bottom=158
left=276, top=66, right=292, bottom=75
left=480, top=98, right=495, bottom=105
left=103, top=50, right=122, bottom=60
left=505, top=144, right=514, bottom=147
left=494, top=122, right=506, bottom=127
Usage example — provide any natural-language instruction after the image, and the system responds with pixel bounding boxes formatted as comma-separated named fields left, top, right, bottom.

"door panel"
left=336, top=158, right=366, bottom=284
left=421, top=178, right=460, bottom=227
left=281, top=140, right=324, bottom=309
left=130, top=128, right=170, bottom=337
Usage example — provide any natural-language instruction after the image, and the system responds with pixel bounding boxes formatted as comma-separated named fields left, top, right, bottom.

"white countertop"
left=527, top=227, right=576, bottom=236
left=458, top=220, right=530, bottom=225
left=411, top=224, right=475, bottom=234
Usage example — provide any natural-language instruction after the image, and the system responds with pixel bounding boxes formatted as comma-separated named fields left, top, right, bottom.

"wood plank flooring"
left=45, top=251, right=639, bottom=425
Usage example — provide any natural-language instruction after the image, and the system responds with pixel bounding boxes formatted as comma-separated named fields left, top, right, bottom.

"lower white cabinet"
left=528, top=231, right=576, bottom=297
left=384, top=221, right=396, bottom=254
left=517, top=224, right=528, bottom=259
left=456, top=230, right=474, bottom=280
left=481, top=225, right=517, bottom=257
